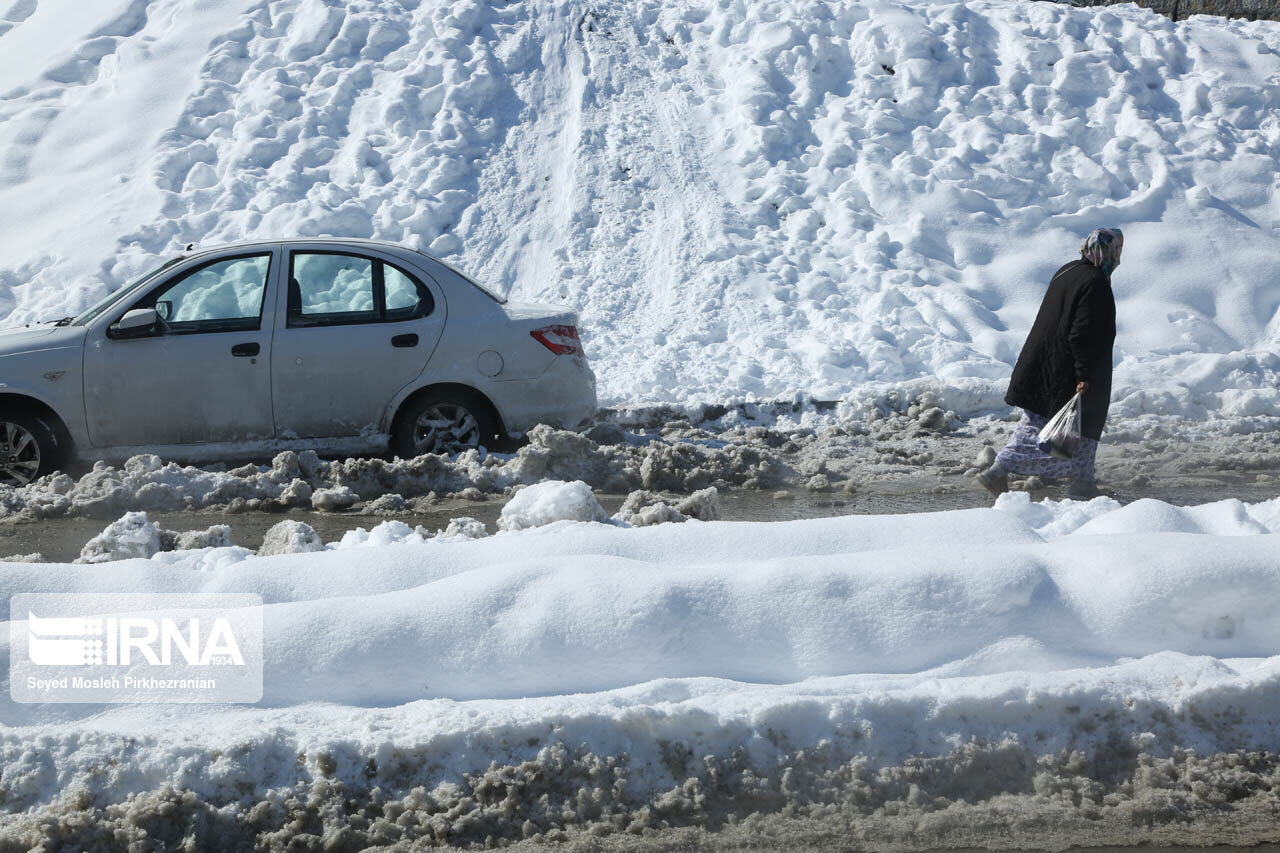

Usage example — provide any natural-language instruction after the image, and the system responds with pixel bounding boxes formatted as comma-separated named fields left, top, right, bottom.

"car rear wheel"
left=393, top=390, right=498, bottom=458
left=0, top=412, right=60, bottom=487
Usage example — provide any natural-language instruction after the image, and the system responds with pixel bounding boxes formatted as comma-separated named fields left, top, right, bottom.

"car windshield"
left=71, top=257, right=185, bottom=326
left=417, top=251, right=506, bottom=303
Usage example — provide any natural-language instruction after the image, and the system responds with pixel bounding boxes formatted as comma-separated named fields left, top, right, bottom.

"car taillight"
left=531, top=325, right=583, bottom=356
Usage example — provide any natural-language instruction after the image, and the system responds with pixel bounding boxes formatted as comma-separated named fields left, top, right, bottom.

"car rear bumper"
left=489, top=355, right=598, bottom=435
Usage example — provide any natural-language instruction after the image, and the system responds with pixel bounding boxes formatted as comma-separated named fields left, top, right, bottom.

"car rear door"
left=269, top=245, right=446, bottom=438
left=81, top=248, right=280, bottom=447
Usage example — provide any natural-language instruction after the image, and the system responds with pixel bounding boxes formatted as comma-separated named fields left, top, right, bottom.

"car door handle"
left=231, top=342, right=260, bottom=357
left=391, top=334, right=418, bottom=348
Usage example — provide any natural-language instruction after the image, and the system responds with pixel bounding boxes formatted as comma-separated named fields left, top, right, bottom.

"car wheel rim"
left=0, top=421, right=41, bottom=487
left=412, top=404, right=481, bottom=455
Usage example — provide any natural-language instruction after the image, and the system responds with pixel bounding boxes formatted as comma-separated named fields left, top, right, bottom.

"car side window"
left=289, top=254, right=377, bottom=327
left=383, top=262, right=434, bottom=321
left=135, top=254, right=271, bottom=334
left=288, top=252, right=433, bottom=327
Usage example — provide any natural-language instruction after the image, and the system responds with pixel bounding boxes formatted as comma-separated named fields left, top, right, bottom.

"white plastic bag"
left=1037, top=393, right=1082, bottom=460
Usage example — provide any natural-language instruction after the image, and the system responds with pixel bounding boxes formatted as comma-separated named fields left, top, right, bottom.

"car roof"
left=182, top=237, right=423, bottom=259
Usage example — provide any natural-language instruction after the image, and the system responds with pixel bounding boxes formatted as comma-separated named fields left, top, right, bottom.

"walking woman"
left=977, top=228, right=1121, bottom=499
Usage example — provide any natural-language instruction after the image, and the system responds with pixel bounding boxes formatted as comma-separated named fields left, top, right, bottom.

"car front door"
left=270, top=247, right=445, bottom=438
left=82, top=249, right=280, bottom=447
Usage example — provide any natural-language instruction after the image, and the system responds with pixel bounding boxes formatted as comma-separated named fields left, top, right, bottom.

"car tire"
left=392, top=390, right=499, bottom=459
left=0, top=411, right=62, bottom=487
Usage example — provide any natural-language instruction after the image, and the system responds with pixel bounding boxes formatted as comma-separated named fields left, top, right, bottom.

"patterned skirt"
left=995, top=410, right=1098, bottom=483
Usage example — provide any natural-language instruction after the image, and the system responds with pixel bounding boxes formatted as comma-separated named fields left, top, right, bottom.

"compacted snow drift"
left=1, top=495, right=1279, bottom=848
left=1, top=0, right=1279, bottom=431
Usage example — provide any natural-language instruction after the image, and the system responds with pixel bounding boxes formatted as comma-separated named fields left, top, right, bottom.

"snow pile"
left=309, top=485, right=357, bottom=512
left=0, top=427, right=793, bottom=520
left=3, top=696, right=1280, bottom=850
left=166, top=525, right=232, bottom=551
left=361, top=492, right=409, bottom=515
left=75, top=511, right=162, bottom=563
left=613, top=486, right=722, bottom=526
left=438, top=516, right=488, bottom=540
left=2, top=496, right=1280, bottom=846
left=497, top=480, right=610, bottom=531
left=333, top=519, right=427, bottom=549
left=5, top=493, right=1280, bottom=847
left=1, top=0, right=1278, bottom=430
left=76, top=511, right=235, bottom=563
left=5, top=499, right=1278, bottom=706
left=257, top=519, right=325, bottom=556
left=613, top=489, right=686, bottom=526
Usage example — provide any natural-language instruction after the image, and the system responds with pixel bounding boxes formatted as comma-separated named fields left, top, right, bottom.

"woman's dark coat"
left=1005, top=259, right=1116, bottom=440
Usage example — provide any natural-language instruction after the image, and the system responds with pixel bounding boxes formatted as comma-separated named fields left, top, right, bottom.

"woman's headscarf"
left=1080, top=228, right=1124, bottom=275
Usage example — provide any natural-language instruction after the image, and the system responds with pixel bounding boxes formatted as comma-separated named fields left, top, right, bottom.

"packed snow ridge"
left=1, top=0, right=1279, bottom=427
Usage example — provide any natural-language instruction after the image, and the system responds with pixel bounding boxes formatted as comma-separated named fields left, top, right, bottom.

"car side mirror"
left=111, top=308, right=160, bottom=339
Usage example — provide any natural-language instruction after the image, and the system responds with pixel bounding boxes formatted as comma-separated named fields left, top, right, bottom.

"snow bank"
left=2, top=0, right=1278, bottom=431
left=2, top=496, right=1280, bottom=847
left=4, top=498, right=1278, bottom=713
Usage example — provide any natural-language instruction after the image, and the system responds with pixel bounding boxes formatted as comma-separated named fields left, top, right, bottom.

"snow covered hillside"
left=1, top=0, right=1278, bottom=423
left=2, top=494, right=1280, bottom=847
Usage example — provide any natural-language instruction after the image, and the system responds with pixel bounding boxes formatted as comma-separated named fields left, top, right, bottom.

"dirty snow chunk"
left=76, top=512, right=163, bottom=563
left=615, top=486, right=721, bottom=526
left=258, top=520, right=325, bottom=556
left=363, top=493, right=408, bottom=515
left=918, top=407, right=948, bottom=430
left=312, top=486, right=358, bottom=512
left=440, top=517, right=488, bottom=540
left=161, top=525, right=233, bottom=551
left=177, top=525, right=232, bottom=550
left=676, top=487, right=721, bottom=522
left=279, top=479, right=314, bottom=507
left=0, top=553, right=43, bottom=563
left=498, top=480, right=610, bottom=531
left=613, top=490, right=687, bottom=527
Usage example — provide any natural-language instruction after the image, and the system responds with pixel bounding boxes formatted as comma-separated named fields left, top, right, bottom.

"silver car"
left=0, top=239, right=597, bottom=485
